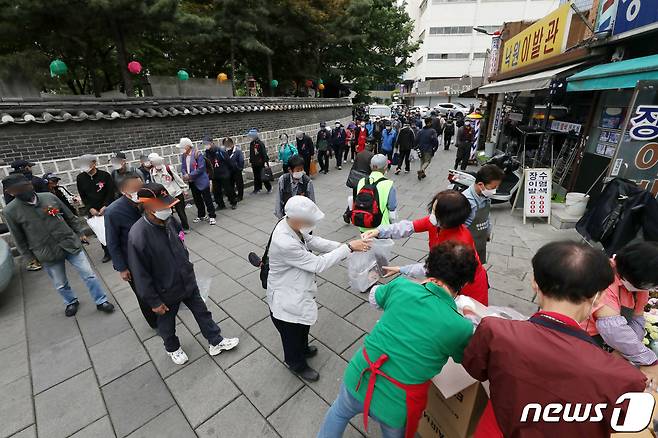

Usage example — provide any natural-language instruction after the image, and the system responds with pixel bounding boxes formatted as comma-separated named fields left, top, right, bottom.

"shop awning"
left=566, top=54, right=658, bottom=92
left=478, top=63, right=583, bottom=95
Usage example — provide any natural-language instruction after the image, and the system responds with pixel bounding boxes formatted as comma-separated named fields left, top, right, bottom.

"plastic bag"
left=197, top=275, right=212, bottom=302
left=455, top=295, right=527, bottom=326
left=86, top=216, right=106, bottom=246
left=348, top=239, right=394, bottom=292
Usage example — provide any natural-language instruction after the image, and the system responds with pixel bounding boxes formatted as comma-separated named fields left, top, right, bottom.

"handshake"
left=347, top=238, right=372, bottom=252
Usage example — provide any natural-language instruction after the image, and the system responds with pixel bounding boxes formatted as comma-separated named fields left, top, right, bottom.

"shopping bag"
left=392, top=152, right=400, bottom=166
left=86, top=215, right=106, bottom=246
left=347, top=239, right=394, bottom=292
left=346, top=168, right=367, bottom=189
left=310, top=159, right=319, bottom=176
left=260, top=166, right=274, bottom=182
left=409, top=149, right=419, bottom=162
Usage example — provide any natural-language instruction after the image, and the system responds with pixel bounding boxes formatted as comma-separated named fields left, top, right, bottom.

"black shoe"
left=217, top=204, right=226, bottom=210
left=304, top=345, right=318, bottom=358
left=96, top=301, right=115, bottom=313
left=231, top=204, right=237, bottom=210
left=101, top=254, right=111, bottom=263
left=292, top=366, right=320, bottom=382
left=248, top=252, right=262, bottom=267
left=65, top=301, right=79, bottom=317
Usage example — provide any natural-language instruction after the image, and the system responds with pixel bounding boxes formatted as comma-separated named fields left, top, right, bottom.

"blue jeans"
left=317, top=383, right=405, bottom=438
left=42, top=250, right=108, bottom=306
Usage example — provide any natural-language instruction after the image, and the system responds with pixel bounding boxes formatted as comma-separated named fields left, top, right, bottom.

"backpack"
left=194, top=151, right=214, bottom=179
left=351, top=177, right=387, bottom=228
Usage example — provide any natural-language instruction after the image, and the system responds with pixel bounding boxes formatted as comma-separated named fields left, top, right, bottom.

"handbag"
left=392, top=152, right=400, bottom=166
left=258, top=219, right=284, bottom=289
left=261, top=166, right=274, bottom=182
left=346, top=168, right=367, bottom=189
left=309, top=159, right=319, bottom=176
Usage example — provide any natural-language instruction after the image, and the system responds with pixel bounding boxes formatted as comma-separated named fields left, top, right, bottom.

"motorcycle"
left=447, top=153, right=522, bottom=205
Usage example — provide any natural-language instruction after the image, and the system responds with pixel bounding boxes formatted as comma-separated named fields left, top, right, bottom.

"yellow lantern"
left=318, top=83, right=325, bottom=90
left=217, top=72, right=228, bottom=83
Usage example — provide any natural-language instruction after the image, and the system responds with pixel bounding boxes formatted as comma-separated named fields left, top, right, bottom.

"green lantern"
left=319, top=79, right=323, bottom=84
left=270, top=79, right=279, bottom=88
left=49, top=59, right=68, bottom=78
left=177, top=69, right=189, bottom=81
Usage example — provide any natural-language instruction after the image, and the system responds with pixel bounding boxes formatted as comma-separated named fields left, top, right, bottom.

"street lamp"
left=473, top=27, right=501, bottom=36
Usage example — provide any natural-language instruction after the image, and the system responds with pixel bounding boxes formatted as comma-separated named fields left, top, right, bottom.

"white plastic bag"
left=455, top=295, right=527, bottom=326
left=86, top=215, right=106, bottom=246
left=197, top=276, right=212, bottom=302
left=348, top=239, right=394, bottom=292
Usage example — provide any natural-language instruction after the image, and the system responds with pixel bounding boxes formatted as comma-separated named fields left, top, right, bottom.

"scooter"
left=447, top=153, right=522, bottom=205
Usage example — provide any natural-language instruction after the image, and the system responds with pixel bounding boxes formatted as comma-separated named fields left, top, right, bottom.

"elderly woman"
left=267, top=196, right=370, bottom=381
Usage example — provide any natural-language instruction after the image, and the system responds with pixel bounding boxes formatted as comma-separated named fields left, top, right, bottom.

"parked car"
left=410, top=106, right=430, bottom=117
left=368, top=104, right=392, bottom=119
left=434, top=102, right=469, bottom=118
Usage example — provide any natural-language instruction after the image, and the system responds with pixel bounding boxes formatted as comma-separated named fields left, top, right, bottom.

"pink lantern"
left=127, top=61, right=142, bottom=75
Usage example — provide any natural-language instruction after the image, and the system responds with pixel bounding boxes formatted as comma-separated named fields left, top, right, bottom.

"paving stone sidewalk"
left=0, top=148, right=583, bottom=438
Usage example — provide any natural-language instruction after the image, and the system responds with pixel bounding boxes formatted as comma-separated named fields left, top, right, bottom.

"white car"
left=411, top=106, right=430, bottom=117
left=433, top=102, right=469, bottom=118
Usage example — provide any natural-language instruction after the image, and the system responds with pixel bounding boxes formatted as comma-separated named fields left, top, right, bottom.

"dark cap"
left=10, top=159, right=36, bottom=169
left=2, top=174, right=31, bottom=191
left=43, top=172, right=61, bottom=181
left=109, top=152, right=127, bottom=160
left=320, top=121, right=326, bottom=127
left=137, top=183, right=178, bottom=207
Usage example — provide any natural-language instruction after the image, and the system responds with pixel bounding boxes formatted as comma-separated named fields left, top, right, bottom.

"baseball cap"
left=43, top=172, right=61, bottom=181
left=320, top=121, right=326, bottom=127
left=247, top=128, right=259, bottom=137
left=284, top=196, right=325, bottom=224
left=137, top=183, right=179, bottom=208
left=2, top=174, right=31, bottom=191
left=10, top=159, right=36, bottom=169
left=109, top=152, right=127, bottom=160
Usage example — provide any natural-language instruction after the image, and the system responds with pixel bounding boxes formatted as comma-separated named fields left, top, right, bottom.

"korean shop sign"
left=613, top=0, right=658, bottom=37
left=501, top=3, right=574, bottom=74
left=609, top=81, right=658, bottom=197
left=523, top=168, right=552, bottom=224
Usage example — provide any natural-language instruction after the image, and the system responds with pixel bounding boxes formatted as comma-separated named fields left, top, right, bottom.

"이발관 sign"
left=500, top=3, right=574, bottom=74
left=523, top=168, right=552, bottom=224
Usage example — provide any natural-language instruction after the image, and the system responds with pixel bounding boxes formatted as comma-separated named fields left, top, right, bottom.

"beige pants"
left=420, top=152, right=433, bottom=172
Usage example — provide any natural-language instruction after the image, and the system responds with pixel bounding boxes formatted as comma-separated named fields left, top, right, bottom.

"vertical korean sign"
left=523, top=168, right=552, bottom=223
left=609, top=81, right=658, bottom=197
left=500, top=3, right=573, bottom=74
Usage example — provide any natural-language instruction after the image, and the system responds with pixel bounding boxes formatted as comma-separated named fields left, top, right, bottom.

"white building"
left=403, top=0, right=560, bottom=106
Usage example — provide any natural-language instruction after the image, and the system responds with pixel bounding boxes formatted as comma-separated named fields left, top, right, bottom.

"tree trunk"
left=266, top=54, right=273, bottom=97
left=230, top=39, right=237, bottom=96
left=110, top=19, right=133, bottom=97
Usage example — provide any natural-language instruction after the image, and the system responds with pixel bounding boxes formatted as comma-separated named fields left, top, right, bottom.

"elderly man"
left=3, top=174, right=115, bottom=317
left=109, top=152, right=136, bottom=194
left=267, top=196, right=370, bottom=381
left=248, top=128, right=272, bottom=194
left=295, top=130, right=315, bottom=175
left=352, top=154, right=397, bottom=232
left=149, top=153, right=189, bottom=231
left=76, top=153, right=115, bottom=263
left=179, top=137, right=216, bottom=225
left=3, top=159, right=49, bottom=204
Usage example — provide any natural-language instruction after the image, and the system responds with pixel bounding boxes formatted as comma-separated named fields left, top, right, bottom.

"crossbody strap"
left=262, top=218, right=285, bottom=260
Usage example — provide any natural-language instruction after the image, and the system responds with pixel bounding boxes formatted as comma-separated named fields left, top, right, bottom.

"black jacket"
left=415, top=126, right=438, bottom=153
left=577, top=178, right=658, bottom=255
left=249, top=139, right=269, bottom=167
left=127, top=216, right=196, bottom=308
left=296, top=134, right=315, bottom=157
left=396, top=126, right=416, bottom=152
left=104, top=196, right=142, bottom=272
left=206, top=147, right=233, bottom=179
left=331, top=127, right=347, bottom=147
left=76, top=169, right=115, bottom=216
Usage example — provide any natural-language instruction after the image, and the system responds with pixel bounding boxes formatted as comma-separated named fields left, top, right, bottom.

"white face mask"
left=621, top=278, right=643, bottom=292
left=481, top=188, right=497, bottom=198
left=126, top=192, right=139, bottom=203
left=80, top=165, right=92, bottom=173
left=429, top=213, right=438, bottom=226
left=360, top=123, right=366, bottom=127
left=155, top=164, right=164, bottom=170
left=153, top=209, right=172, bottom=220
left=292, top=171, right=304, bottom=180
left=299, top=225, right=316, bottom=234
left=111, top=163, right=123, bottom=170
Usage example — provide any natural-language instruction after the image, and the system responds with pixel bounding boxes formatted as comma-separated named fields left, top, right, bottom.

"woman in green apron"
left=462, top=165, right=504, bottom=264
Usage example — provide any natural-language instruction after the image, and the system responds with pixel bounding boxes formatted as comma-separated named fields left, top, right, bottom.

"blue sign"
left=613, top=0, right=658, bottom=36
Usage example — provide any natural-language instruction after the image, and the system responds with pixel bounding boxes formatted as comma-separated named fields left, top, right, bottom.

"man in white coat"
left=267, top=196, right=370, bottom=381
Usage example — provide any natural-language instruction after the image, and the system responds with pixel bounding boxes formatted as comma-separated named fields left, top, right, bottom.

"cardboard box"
left=418, top=359, right=489, bottom=438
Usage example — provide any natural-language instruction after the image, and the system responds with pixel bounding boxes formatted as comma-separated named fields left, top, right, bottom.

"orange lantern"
left=318, top=83, right=325, bottom=91
left=217, top=72, right=228, bottom=82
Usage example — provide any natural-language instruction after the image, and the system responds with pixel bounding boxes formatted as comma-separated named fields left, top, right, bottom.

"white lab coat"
left=266, top=219, right=350, bottom=325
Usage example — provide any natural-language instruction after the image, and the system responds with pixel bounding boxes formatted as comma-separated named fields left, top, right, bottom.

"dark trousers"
left=444, top=134, right=453, bottom=150
left=190, top=184, right=216, bottom=219
left=302, top=155, right=312, bottom=175
left=318, top=150, right=330, bottom=173
left=384, top=150, right=393, bottom=169
left=251, top=165, right=272, bottom=192
left=332, top=144, right=343, bottom=167
left=212, top=177, right=237, bottom=208
left=343, top=143, right=356, bottom=162
left=129, top=280, right=158, bottom=328
left=101, top=244, right=110, bottom=259
left=271, top=314, right=310, bottom=371
left=230, top=170, right=244, bottom=201
left=157, top=290, right=223, bottom=352
left=396, top=149, right=411, bottom=171
left=454, top=144, right=470, bottom=170
left=174, top=194, right=189, bottom=230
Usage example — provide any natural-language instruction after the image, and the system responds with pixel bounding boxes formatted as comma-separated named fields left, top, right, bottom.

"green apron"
left=468, top=201, right=490, bottom=264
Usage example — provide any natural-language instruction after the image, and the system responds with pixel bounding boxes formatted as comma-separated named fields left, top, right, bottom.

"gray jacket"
left=4, top=192, right=83, bottom=263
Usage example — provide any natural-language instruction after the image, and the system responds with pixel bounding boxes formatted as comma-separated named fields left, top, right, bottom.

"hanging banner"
left=523, top=168, right=552, bottom=223
left=490, top=98, right=504, bottom=144
left=488, top=36, right=502, bottom=79
left=612, top=0, right=658, bottom=37
left=609, top=80, right=658, bottom=197
left=596, top=0, right=619, bottom=33
left=500, top=3, right=573, bottom=74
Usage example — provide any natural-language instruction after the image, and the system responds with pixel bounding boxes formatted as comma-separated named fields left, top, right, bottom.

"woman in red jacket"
left=363, top=190, right=489, bottom=305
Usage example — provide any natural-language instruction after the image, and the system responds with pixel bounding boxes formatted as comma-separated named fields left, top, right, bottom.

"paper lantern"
left=270, top=79, right=279, bottom=88
left=319, top=79, right=324, bottom=84
left=305, top=79, right=314, bottom=88
left=49, top=59, right=68, bottom=77
left=318, top=83, right=325, bottom=90
left=217, top=72, right=228, bottom=82
left=127, top=61, right=142, bottom=74
left=177, top=69, right=189, bottom=81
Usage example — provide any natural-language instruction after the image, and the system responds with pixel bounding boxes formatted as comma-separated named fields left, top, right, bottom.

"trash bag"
left=197, top=275, right=212, bottom=302
left=348, top=239, right=394, bottom=292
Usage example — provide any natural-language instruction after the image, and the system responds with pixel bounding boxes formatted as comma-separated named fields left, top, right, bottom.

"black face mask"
left=16, top=191, right=36, bottom=202
left=22, top=170, right=33, bottom=179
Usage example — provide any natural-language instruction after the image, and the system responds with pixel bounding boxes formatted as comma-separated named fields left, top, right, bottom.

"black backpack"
left=196, top=151, right=214, bottom=179
left=351, top=177, right=387, bottom=228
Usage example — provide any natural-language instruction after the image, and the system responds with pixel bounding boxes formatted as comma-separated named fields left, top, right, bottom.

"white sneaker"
left=167, top=348, right=189, bottom=365
left=209, top=337, right=239, bottom=356
left=192, top=216, right=206, bottom=223
left=208, top=218, right=216, bottom=226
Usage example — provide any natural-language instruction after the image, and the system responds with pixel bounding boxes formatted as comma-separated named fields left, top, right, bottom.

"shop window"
left=473, top=52, right=488, bottom=59
left=586, top=90, right=634, bottom=158
left=428, top=53, right=470, bottom=60
left=429, top=26, right=473, bottom=35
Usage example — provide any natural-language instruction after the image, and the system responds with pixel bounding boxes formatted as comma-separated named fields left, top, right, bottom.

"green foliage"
left=0, top=0, right=418, bottom=97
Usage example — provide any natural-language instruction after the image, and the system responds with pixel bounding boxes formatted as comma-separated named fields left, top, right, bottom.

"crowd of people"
left=2, top=116, right=657, bottom=438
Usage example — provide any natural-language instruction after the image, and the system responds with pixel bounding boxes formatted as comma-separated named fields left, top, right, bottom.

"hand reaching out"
left=382, top=266, right=400, bottom=277
left=361, top=229, right=380, bottom=240
left=348, top=239, right=371, bottom=252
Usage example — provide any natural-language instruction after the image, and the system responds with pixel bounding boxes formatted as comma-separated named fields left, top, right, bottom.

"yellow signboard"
left=500, top=3, right=574, bottom=74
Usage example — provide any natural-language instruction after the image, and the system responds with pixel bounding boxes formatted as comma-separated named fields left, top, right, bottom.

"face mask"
left=481, top=188, right=497, bottom=198
left=111, top=163, right=123, bottom=170
left=429, top=213, right=438, bottom=227
left=126, top=192, right=139, bottom=203
left=292, top=171, right=304, bottom=180
left=300, top=225, right=316, bottom=234
left=16, top=191, right=36, bottom=202
left=153, top=209, right=172, bottom=220
left=80, top=165, right=92, bottom=173
left=143, top=161, right=151, bottom=168
left=621, top=278, right=643, bottom=292
left=155, top=164, right=164, bottom=170
left=219, top=145, right=226, bottom=152
left=23, top=170, right=33, bottom=179
left=386, top=127, right=392, bottom=130
left=335, top=125, right=341, bottom=128
left=361, top=123, right=366, bottom=127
